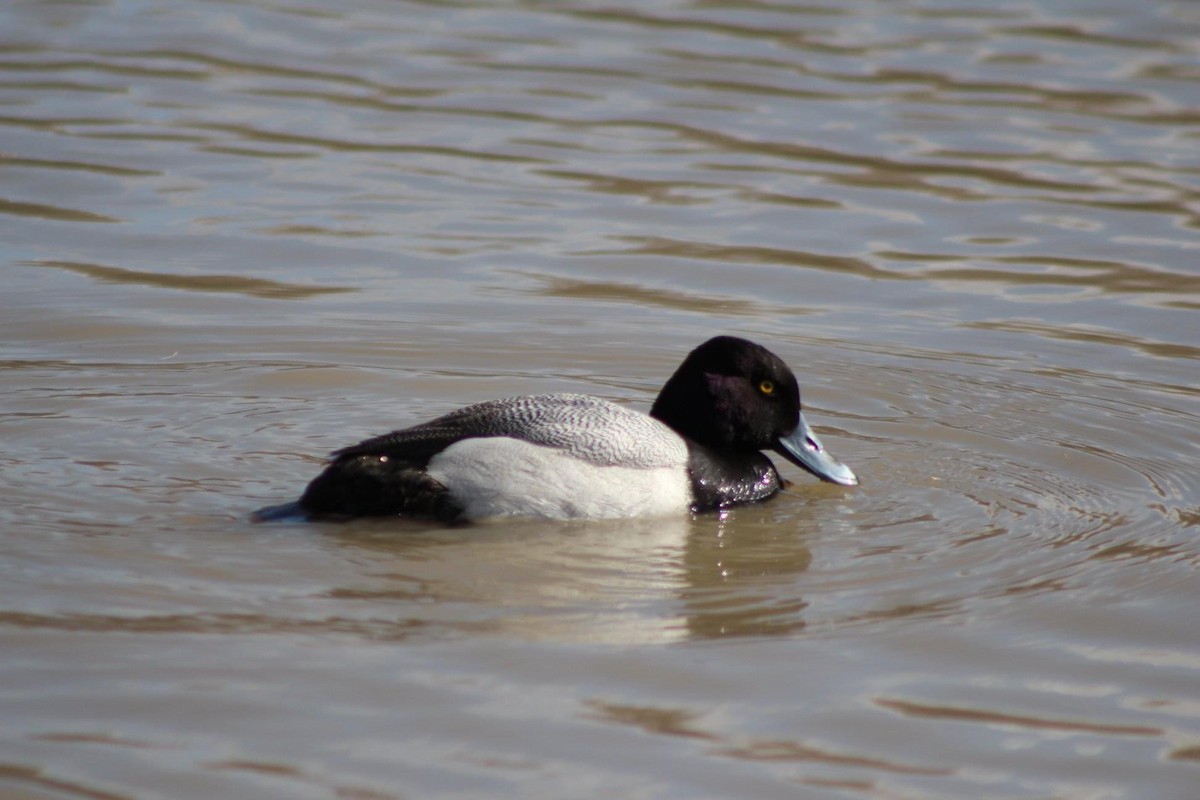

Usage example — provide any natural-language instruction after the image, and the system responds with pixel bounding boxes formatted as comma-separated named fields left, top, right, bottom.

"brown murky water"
left=2, top=1, right=1198, bottom=798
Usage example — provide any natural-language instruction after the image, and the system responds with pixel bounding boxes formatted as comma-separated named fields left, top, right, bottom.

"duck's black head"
left=650, top=336, right=857, bottom=486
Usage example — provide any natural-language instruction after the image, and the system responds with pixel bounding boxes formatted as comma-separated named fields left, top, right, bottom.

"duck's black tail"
left=250, top=500, right=306, bottom=523
left=299, top=454, right=461, bottom=520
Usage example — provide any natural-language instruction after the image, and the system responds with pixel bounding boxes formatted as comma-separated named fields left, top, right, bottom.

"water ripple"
left=26, top=260, right=356, bottom=299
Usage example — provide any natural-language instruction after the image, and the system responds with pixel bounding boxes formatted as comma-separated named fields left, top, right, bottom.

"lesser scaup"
left=254, top=336, right=857, bottom=522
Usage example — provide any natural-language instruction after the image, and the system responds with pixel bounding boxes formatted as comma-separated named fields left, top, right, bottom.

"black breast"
left=684, top=441, right=783, bottom=512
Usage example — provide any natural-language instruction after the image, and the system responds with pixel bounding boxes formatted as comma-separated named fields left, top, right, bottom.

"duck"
left=253, top=336, right=857, bottom=522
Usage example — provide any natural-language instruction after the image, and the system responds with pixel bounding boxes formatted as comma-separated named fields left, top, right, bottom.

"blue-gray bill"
left=775, top=413, right=859, bottom=486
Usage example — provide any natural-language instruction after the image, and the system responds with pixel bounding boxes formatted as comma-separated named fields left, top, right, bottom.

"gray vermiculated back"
left=341, top=394, right=688, bottom=469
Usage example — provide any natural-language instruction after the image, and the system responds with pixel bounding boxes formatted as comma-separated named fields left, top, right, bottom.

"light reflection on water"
left=1, top=0, right=1198, bottom=797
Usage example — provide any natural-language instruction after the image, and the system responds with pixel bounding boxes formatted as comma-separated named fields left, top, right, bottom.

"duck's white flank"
left=426, top=437, right=692, bottom=520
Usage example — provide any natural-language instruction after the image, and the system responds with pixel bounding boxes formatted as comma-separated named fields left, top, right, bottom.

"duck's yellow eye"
left=759, top=380, right=775, bottom=395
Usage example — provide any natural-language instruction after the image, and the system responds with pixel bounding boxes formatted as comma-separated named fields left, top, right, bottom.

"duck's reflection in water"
left=325, top=503, right=836, bottom=644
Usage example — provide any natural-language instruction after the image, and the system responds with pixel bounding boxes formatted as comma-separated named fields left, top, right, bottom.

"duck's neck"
left=651, top=366, right=749, bottom=451
left=650, top=367, right=715, bottom=445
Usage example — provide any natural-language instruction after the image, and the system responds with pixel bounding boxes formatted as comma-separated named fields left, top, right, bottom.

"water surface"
left=2, top=1, right=1198, bottom=798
